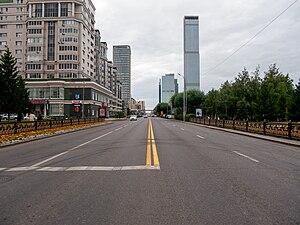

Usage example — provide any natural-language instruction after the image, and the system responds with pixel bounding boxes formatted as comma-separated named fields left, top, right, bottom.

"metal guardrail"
left=189, top=118, right=300, bottom=141
left=0, top=118, right=105, bottom=135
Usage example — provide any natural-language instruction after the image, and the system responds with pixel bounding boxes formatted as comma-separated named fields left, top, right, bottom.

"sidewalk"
left=187, top=121, right=300, bottom=148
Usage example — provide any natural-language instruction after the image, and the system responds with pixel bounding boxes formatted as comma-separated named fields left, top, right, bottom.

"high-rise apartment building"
left=113, top=45, right=131, bottom=113
left=184, top=16, right=200, bottom=91
left=161, top=74, right=178, bottom=104
left=0, top=0, right=122, bottom=118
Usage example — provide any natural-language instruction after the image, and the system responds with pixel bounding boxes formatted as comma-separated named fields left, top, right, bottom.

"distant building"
left=161, top=74, right=178, bottom=104
left=159, top=79, right=162, bottom=104
left=131, top=98, right=145, bottom=113
left=184, top=16, right=200, bottom=91
left=113, top=45, right=131, bottom=114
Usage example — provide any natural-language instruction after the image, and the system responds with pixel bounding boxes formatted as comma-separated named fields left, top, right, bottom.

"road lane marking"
left=233, top=151, right=259, bottom=163
left=181, top=128, right=185, bottom=131
left=0, top=168, right=7, bottom=171
left=2, top=165, right=160, bottom=172
left=150, top=119, right=160, bottom=166
left=31, top=152, right=69, bottom=167
left=114, top=127, right=123, bottom=131
left=31, top=131, right=114, bottom=167
left=146, top=119, right=160, bottom=166
left=146, top=121, right=152, bottom=165
left=197, top=135, right=205, bottom=139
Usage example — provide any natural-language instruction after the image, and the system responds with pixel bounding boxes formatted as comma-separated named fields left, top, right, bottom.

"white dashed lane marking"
left=233, top=151, right=259, bottom=163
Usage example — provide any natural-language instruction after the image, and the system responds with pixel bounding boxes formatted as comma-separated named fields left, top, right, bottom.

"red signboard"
left=30, top=100, right=47, bottom=104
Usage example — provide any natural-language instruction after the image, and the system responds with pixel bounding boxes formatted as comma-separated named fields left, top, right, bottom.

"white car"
left=129, top=115, right=137, bottom=121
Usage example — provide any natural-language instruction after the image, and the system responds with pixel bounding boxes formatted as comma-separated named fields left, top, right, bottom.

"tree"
left=155, top=103, right=170, bottom=115
left=257, top=64, right=294, bottom=121
left=0, top=48, right=30, bottom=119
left=186, top=89, right=205, bottom=114
left=289, top=80, right=300, bottom=121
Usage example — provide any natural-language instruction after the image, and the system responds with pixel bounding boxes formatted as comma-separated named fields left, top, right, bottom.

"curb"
left=184, top=121, right=300, bottom=148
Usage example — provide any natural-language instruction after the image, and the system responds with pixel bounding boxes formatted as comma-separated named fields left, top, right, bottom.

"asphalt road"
left=0, top=118, right=299, bottom=225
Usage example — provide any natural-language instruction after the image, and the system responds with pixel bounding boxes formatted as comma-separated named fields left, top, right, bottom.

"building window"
left=28, top=29, right=42, bottom=34
left=61, top=3, right=68, bottom=17
left=27, top=64, right=41, bottom=70
left=16, top=58, right=22, bottom=63
left=47, top=22, right=55, bottom=61
left=15, top=41, right=22, bottom=46
left=47, top=65, right=55, bottom=70
left=44, top=3, right=58, bottom=17
left=27, top=46, right=42, bottom=52
left=15, top=49, right=22, bottom=54
left=27, top=37, right=41, bottom=43
left=59, top=64, right=78, bottom=69
left=17, top=0, right=24, bottom=3
left=28, top=21, right=42, bottom=26
left=35, top=4, right=42, bottom=18
left=16, top=24, right=23, bottom=29
left=0, top=33, right=7, bottom=37
left=28, top=73, right=41, bottom=79
left=46, top=74, right=55, bottom=79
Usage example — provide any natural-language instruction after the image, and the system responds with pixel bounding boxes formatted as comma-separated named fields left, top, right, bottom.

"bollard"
left=263, top=121, right=266, bottom=135
left=246, top=120, right=249, bottom=132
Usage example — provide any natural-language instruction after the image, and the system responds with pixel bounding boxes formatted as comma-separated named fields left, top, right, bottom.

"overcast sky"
left=94, top=0, right=300, bottom=110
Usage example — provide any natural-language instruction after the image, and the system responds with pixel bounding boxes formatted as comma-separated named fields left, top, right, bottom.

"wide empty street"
left=0, top=118, right=299, bottom=225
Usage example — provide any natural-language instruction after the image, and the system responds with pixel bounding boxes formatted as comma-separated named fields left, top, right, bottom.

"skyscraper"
left=113, top=45, right=131, bottom=112
left=184, top=16, right=200, bottom=91
left=161, top=74, right=178, bottom=104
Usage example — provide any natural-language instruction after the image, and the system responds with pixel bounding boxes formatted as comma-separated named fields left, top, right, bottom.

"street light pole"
left=177, top=73, right=186, bottom=122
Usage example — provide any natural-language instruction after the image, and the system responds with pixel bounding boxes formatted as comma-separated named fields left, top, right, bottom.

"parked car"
left=1, top=113, right=17, bottom=120
left=144, top=114, right=148, bottom=118
left=129, top=115, right=137, bottom=121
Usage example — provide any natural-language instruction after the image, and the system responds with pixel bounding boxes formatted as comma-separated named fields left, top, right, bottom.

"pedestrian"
left=37, top=114, right=43, bottom=121
left=29, top=112, right=36, bottom=121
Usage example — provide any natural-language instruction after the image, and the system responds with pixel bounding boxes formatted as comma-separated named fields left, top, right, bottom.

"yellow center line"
left=146, top=118, right=160, bottom=166
left=146, top=120, right=152, bottom=166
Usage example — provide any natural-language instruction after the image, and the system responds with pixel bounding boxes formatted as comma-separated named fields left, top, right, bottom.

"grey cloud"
left=94, top=0, right=300, bottom=109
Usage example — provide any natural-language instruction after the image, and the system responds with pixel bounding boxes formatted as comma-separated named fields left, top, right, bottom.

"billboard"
left=196, top=108, right=202, bottom=117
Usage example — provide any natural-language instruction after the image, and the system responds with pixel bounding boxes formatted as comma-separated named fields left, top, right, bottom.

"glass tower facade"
left=113, top=45, right=131, bottom=111
left=184, top=16, right=200, bottom=91
left=161, top=74, right=178, bottom=103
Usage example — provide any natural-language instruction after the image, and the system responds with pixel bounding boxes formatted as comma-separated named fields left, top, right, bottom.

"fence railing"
left=0, top=117, right=105, bottom=135
left=189, top=117, right=300, bottom=141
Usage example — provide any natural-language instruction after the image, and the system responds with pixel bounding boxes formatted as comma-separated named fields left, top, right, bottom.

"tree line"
left=155, top=64, right=300, bottom=122
left=0, top=48, right=31, bottom=120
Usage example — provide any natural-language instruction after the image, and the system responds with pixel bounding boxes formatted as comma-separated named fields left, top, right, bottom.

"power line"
left=202, top=0, right=298, bottom=75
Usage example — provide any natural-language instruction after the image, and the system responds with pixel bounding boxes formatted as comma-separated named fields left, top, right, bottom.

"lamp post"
left=177, top=73, right=187, bottom=122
